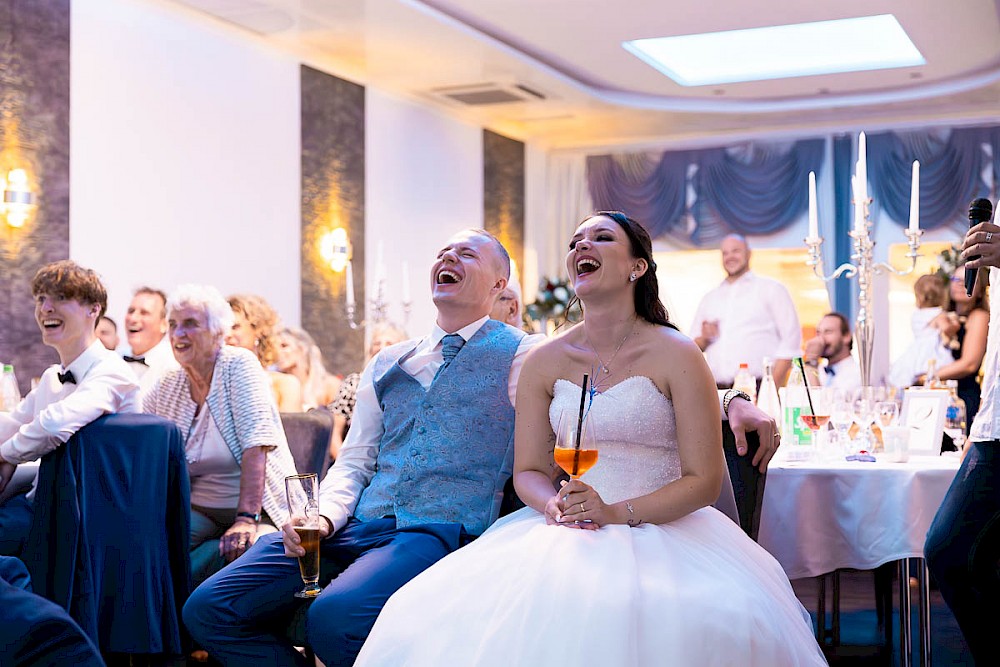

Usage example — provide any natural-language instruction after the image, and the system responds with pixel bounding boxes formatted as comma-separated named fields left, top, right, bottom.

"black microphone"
left=966, top=198, right=994, bottom=297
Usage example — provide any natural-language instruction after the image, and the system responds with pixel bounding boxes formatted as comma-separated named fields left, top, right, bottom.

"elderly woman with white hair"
left=142, top=284, right=299, bottom=585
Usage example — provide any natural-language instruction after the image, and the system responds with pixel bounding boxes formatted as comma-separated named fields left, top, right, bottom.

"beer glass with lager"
left=285, top=473, right=321, bottom=598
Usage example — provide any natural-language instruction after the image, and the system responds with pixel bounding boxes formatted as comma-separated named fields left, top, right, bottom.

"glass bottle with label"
left=943, top=379, right=967, bottom=452
left=781, top=357, right=814, bottom=459
left=756, top=357, right=782, bottom=423
left=1, top=364, right=21, bottom=412
left=732, top=362, right=757, bottom=405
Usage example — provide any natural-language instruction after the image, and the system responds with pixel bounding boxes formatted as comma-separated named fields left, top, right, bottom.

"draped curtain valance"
left=587, top=125, right=1000, bottom=246
left=587, top=139, right=825, bottom=246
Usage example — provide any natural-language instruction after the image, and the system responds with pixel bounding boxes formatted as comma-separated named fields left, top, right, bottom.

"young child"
left=888, top=273, right=956, bottom=388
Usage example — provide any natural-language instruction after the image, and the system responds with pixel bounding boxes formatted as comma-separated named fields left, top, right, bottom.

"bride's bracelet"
left=626, top=501, right=643, bottom=527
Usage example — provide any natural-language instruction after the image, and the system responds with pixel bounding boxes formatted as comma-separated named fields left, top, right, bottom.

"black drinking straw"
left=796, top=358, right=816, bottom=415
left=572, top=373, right=590, bottom=475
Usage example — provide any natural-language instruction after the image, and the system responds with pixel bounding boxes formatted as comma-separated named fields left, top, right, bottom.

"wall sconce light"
left=319, top=227, right=350, bottom=272
left=2, top=168, right=35, bottom=229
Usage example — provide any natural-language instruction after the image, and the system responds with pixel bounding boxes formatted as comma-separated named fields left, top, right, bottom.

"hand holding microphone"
left=963, top=198, right=999, bottom=296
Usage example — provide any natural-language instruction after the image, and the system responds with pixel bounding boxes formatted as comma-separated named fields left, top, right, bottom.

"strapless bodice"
left=549, top=376, right=681, bottom=504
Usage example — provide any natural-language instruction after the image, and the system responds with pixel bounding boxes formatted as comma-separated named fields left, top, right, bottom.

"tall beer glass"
left=285, top=473, right=321, bottom=598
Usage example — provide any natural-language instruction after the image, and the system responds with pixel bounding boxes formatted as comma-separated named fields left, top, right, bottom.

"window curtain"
left=586, top=139, right=825, bottom=246
left=867, top=127, right=992, bottom=231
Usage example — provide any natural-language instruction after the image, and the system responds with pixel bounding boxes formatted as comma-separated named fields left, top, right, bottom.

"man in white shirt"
left=184, top=229, right=545, bottom=666
left=802, top=312, right=862, bottom=392
left=0, top=260, right=140, bottom=555
left=691, top=234, right=802, bottom=387
left=123, top=286, right=178, bottom=396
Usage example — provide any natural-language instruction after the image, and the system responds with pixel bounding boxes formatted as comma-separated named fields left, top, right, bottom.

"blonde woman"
left=275, top=326, right=342, bottom=410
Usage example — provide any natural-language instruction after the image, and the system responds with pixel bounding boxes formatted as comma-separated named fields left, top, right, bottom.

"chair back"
left=721, top=420, right=767, bottom=541
left=281, top=409, right=334, bottom=480
left=21, top=413, right=191, bottom=657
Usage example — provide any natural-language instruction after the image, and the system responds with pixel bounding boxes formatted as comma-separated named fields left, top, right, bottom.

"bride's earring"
left=629, top=272, right=637, bottom=282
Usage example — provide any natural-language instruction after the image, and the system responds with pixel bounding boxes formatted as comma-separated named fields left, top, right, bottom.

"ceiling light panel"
left=624, top=14, right=925, bottom=87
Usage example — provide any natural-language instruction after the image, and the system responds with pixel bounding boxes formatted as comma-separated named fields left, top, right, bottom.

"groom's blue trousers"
left=184, top=517, right=462, bottom=666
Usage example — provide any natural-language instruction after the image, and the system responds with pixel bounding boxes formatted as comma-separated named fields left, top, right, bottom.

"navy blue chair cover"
left=281, top=409, right=334, bottom=480
left=721, top=421, right=766, bottom=542
left=0, top=555, right=105, bottom=666
left=21, top=413, right=191, bottom=657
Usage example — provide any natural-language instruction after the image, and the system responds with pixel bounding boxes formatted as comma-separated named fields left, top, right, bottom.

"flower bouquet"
left=525, top=276, right=582, bottom=333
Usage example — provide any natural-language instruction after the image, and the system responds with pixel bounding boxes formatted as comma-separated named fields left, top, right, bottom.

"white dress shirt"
left=818, top=356, right=862, bottom=393
left=318, top=316, right=544, bottom=532
left=690, top=272, right=802, bottom=385
left=126, top=335, right=179, bottom=399
left=970, top=268, right=1000, bottom=441
left=0, top=339, right=140, bottom=464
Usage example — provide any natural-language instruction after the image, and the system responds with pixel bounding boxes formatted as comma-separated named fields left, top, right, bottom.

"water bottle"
left=732, top=362, right=757, bottom=405
left=943, top=379, right=967, bottom=452
left=1, top=364, right=21, bottom=411
left=780, top=357, right=813, bottom=460
left=756, top=357, right=782, bottom=423
left=923, top=358, right=939, bottom=389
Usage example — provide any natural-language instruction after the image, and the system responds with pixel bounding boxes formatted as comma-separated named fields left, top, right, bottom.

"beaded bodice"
left=549, top=376, right=681, bottom=504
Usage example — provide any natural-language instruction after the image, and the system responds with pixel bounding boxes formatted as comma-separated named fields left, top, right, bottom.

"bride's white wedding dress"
left=356, top=376, right=827, bottom=666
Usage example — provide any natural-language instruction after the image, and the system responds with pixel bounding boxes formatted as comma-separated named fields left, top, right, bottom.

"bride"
left=355, top=211, right=827, bottom=665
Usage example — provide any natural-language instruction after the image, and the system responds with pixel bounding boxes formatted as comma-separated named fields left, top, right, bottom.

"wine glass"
left=285, top=473, right=321, bottom=598
left=876, top=401, right=900, bottom=429
left=553, top=411, right=599, bottom=479
left=852, top=387, right=878, bottom=456
left=829, top=400, right=855, bottom=455
left=798, top=387, right=831, bottom=456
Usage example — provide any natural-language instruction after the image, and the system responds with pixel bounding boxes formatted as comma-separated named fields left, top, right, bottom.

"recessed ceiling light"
left=623, top=14, right=924, bottom=87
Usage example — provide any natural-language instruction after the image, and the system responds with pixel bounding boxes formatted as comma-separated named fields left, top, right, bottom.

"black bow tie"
left=824, top=365, right=836, bottom=377
left=123, top=355, right=147, bottom=366
left=58, top=370, right=76, bottom=385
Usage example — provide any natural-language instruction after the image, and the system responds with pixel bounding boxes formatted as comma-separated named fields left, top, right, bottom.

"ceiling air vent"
left=431, top=83, right=548, bottom=106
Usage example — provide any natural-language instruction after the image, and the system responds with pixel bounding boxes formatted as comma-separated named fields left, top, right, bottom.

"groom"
left=184, top=229, right=544, bottom=666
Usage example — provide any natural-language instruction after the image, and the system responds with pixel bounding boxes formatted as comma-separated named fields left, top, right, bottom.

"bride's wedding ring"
left=579, top=502, right=586, bottom=512
left=562, top=494, right=569, bottom=503
left=988, top=232, right=994, bottom=243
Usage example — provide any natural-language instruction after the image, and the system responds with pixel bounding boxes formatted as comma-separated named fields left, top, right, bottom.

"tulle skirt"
left=356, top=506, right=827, bottom=666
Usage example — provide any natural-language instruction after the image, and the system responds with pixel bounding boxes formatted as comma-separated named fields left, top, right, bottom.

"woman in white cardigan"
left=143, top=284, right=298, bottom=584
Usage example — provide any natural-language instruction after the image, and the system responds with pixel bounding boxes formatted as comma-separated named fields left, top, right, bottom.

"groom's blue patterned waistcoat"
left=354, top=319, right=524, bottom=536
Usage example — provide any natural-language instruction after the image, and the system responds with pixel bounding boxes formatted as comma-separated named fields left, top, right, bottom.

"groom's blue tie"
left=433, top=334, right=465, bottom=383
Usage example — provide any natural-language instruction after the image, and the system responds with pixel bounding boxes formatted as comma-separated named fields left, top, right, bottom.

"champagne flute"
left=553, top=411, right=599, bottom=479
left=285, top=473, right=321, bottom=598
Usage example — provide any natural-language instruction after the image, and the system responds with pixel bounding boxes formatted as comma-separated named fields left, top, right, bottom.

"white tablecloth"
left=758, top=454, right=961, bottom=580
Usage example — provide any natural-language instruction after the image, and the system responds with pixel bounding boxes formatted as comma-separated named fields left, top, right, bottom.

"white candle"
left=807, top=171, right=819, bottom=240
left=852, top=175, right=864, bottom=233
left=402, top=261, right=410, bottom=302
left=908, top=160, right=920, bottom=233
left=857, top=131, right=868, bottom=204
left=345, top=260, right=355, bottom=308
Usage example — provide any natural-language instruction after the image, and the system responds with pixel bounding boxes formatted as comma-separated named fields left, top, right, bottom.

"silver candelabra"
left=346, top=276, right=412, bottom=330
left=805, top=198, right=923, bottom=387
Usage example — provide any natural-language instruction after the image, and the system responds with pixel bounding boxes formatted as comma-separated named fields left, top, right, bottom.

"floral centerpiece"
left=525, top=276, right=582, bottom=333
left=934, top=243, right=963, bottom=281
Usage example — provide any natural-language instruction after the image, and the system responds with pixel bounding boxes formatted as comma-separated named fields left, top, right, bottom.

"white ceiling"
left=167, top=0, right=1000, bottom=150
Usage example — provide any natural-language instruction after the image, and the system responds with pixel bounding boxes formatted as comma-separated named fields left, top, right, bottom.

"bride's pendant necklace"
left=585, top=318, right=637, bottom=376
